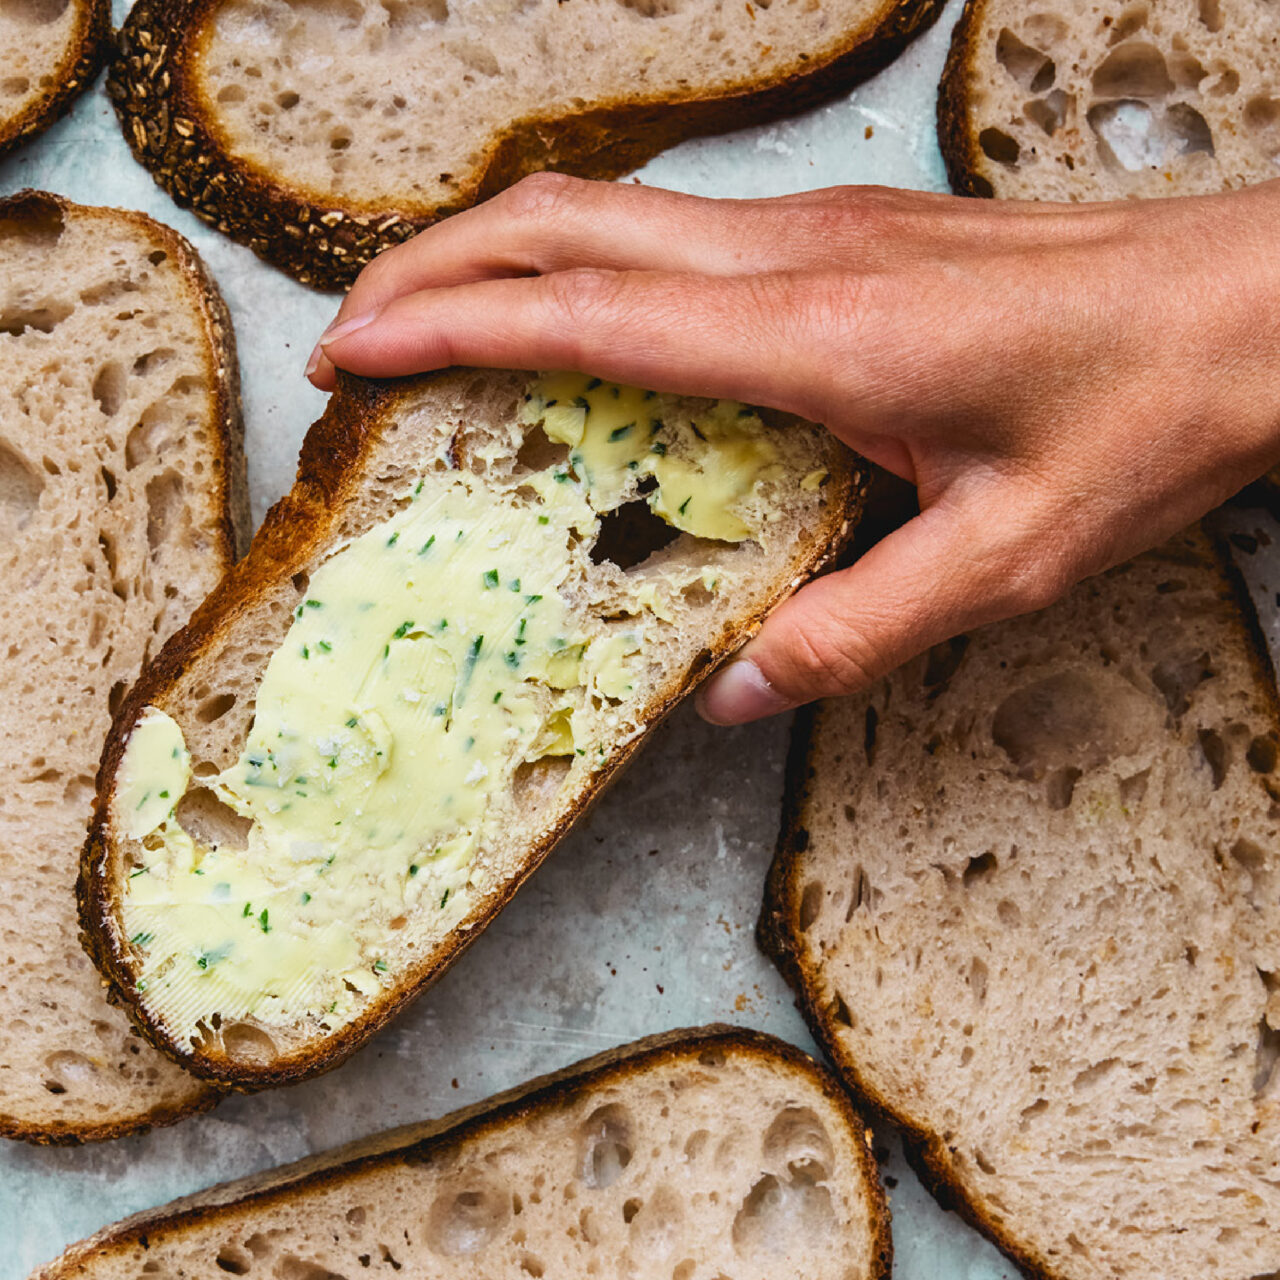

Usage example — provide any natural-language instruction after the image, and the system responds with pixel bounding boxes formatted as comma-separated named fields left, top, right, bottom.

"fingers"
left=315, top=267, right=865, bottom=423
left=696, top=494, right=1067, bottom=723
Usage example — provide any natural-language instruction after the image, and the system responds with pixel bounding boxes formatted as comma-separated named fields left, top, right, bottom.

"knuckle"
left=772, top=620, right=880, bottom=703
left=501, top=170, right=587, bottom=223
left=543, top=266, right=625, bottom=327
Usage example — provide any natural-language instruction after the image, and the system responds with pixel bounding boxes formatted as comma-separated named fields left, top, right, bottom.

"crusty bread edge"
left=757, top=521, right=1280, bottom=1280
left=78, top=369, right=865, bottom=1089
left=0, top=0, right=110, bottom=161
left=30, top=1025, right=891, bottom=1280
left=0, top=187, right=247, bottom=1146
left=935, top=0, right=1000, bottom=198
left=108, top=0, right=947, bottom=289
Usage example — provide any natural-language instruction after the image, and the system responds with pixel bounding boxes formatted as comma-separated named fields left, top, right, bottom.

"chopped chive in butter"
left=482, top=569, right=499, bottom=588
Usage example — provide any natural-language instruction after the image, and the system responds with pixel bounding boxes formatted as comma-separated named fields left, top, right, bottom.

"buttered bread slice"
left=80, top=371, right=861, bottom=1088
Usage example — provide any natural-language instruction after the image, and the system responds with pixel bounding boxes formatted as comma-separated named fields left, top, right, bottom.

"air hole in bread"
left=1244, top=96, right=1280, bottom=163
left=1045, top=764, right=1081, bottom=810
left=215, top=1245, right=252, bottom=1274
left=0, top=0, right=69, bottom=25
left=622, top=1197, right=642, bottom=1223
left=798, top=880, right=823, bottom=930
left=978, top=127, right=1020, bottom=165
left=218, top=1020, right=278, bottom=1064
left=1107, top=3, right=1150, bottom=44
left=1092, top=42, right=1174, bottom=99
left=588, top=501, right=681, bottom=571
left=176, top=787, right=252, bottom=851
left=518, top=1253, right=545, bottom=1277
left=923, top=635, right=969, bottom=690
left=1197, top=727, right=1228, bottom=789
left=962, top=851, right=997, bottom=887
left=0, top=197, right=64, bottom=247
left=146, top=469, right=187, bottom=551
left=0, top=438, right=43, bottom=532
left=995, top=28, right=1055, bottom=91
left=42, top=1050, right=96, bottom=1095
left=1025, top=89, right=1069, bottom=136
left=1169, top=51, right=1208, bottom=90
left=134, top=347, right=176, bottom=376
left=0, top=296, right=73, bottom=335
left=628, top=1185, right=683, bottom=1256
left=447, top=38, right=501, bottom=76
left=1198, top=0, right=1223, bottom=31
left=108, top=678, right=129, bottom=716
left=217, top=84, right=248, bottom=104
left=1151, top=650, right=1212, bottom=717
left=1247, top=735, right=1278, bottom=774
left=0, top=76, right=29, bottom=97
left=1253, top=1015, right=1280, bottom=1095
left=382, top=0, right=448, bottom=27
left=967, top=956, right=989, bottom=1002
left=276, top=1257, right=347, bottom=1279
left=126, top=400, right=179, bottom=469
left=763, top=1106, right=834, bottom=1180
left=426, top=1183, right=510, bottom=1256
left=616, top=0, right=682, bottom=15
left=197, top=692, right=238, bottom=724
left=511, top=756, right=571, bottom=805
left=92, top=361, right=127, bottom=417
left=731, top=1169, right=835, bottom=1255
left=578, top=1103, right=634, bottom=1188
left=1072, top=1057, right=1120, bottom=1092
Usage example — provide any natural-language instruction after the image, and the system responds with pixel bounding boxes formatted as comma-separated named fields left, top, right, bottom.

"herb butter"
left=115, top=376, right=791, bottom=1042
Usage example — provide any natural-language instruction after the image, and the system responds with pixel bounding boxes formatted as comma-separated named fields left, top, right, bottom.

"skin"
left=307, top=174, right=1280, bottom=724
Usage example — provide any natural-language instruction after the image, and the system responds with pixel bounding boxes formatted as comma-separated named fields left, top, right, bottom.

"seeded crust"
left=761, top=525, right=1280, bottom=1280
left=0, top=0, right=108, bottom=161
left=29, top=1027, right=891, bottom=1280
left=107, top=0, right=945, bottom=290
left=78, top=368, right=863, bottom=1089
left=0, top=189, right=247, bottom=1144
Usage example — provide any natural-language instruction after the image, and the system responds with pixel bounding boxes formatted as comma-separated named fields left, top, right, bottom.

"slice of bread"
left=79, top=369, right=862, bottom=1089
left=108, top=0, right=945, bottom=288
left=30, top=1026, right=891, bottom=1280
left=0, top=190, right=248, bottom=1143
left=761, top=524, right=1280, bottom=1280
left=938, top=0, right=1280, bottom=200
left=0, top=0, right=107, bottom=160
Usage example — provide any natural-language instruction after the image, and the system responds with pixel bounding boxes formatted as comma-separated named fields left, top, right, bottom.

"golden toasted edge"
left=0, top=0, right=109, bottom=160
left=77, top=369, right=866, bottom=1088
left=935, top=0, right=997, bottom=199
left=108, top=0, right=947, bottom=290
left=0, top=189, right=244, bottom=1143
left=32, top=1025, right=891, bottom=1280
left=758, top=521, right=1280, bottom=1280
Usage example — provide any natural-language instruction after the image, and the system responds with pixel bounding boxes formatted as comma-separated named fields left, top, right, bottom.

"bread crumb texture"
left=773, top=527, right=1280, bottom=1279
left=0, top=0, right=107, bottom=157
left=91, top=370, right=855, bottom=1083
left=32, top=1032, right=889, bottom=1280
left=0, top=191, right=236, bottom=1140
left=946, top=0, right=1280, bottom=198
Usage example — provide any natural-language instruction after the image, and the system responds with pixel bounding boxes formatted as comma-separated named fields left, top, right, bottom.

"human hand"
left=306, top=174, right=1280, bottom=724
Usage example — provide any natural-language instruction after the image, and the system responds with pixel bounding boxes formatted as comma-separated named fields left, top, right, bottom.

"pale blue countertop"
left=12, top=2, right=1262, bottom=1274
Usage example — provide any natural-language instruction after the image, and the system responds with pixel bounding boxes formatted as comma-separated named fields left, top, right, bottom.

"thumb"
left=696, top=498, right=1058, bottom=724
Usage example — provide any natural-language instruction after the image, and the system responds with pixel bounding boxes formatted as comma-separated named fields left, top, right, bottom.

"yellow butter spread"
left=115, top=375, right=796, bottom=1041
left=522, top=374, right=782, bottom=541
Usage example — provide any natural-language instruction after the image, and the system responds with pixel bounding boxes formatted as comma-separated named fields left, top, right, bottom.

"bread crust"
left=0, top=189, right=246, bottom=1144
left=0, top=0, right=110, bottom=160
left=758, top=523, right=1280, bottom=1280
left=935, top=0, right=993, bottom=198
left=108, top=0, right=947, bottom=289
left=31, top=1025, right=891, bottom=1280
left=78, top=370, right=863, bottom=1088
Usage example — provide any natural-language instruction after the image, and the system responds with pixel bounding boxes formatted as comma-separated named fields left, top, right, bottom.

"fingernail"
left=318, top=309, right=378, bottom=347
left=697, top=659, right=794, bottom=726
left=304, top=342, right=323, bottom=378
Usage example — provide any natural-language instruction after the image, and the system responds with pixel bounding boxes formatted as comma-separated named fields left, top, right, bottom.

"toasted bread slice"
left=0, top=190, right=246, bottom=1143
left=761, top=525, right=1280, bottom=1280
left=0, top=0, right=107, bottom=159
left=31, top=1026, right=891, bottom=1280
left=79, top=369, right=861, bottom=1088
left=937, top=0, right=1280, bottom=200
left=108, top=0, right=945, bottom=288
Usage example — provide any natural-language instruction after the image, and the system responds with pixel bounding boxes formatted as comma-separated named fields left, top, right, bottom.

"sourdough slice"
left=0, top=191, right=247, bottom=1143
left=938, top=0, right=1280, bottom=200
left=762, top=525, right=1280, bottom=1280
left=79, top=369, right=861, bottom=1088
left=0, top=0, right=107, bottom=160
left=30, top=1026, right=891, bottom=1280
left=108, top=0, right=944, bottom=289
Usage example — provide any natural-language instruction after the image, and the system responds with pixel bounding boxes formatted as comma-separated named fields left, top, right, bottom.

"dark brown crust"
left=107, top=0, right=947, bottom=290
left=32, top=1026, right=891, bottom=1280
left=0, top=0, right=110, bottom=160
left=78, top=369, right=865, bottom=1088
left=0, top=189, right=245, bottom=1146
left=936, top=0, right=997, bottom=198
left=759, top=523, right=1280, bottom=1280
